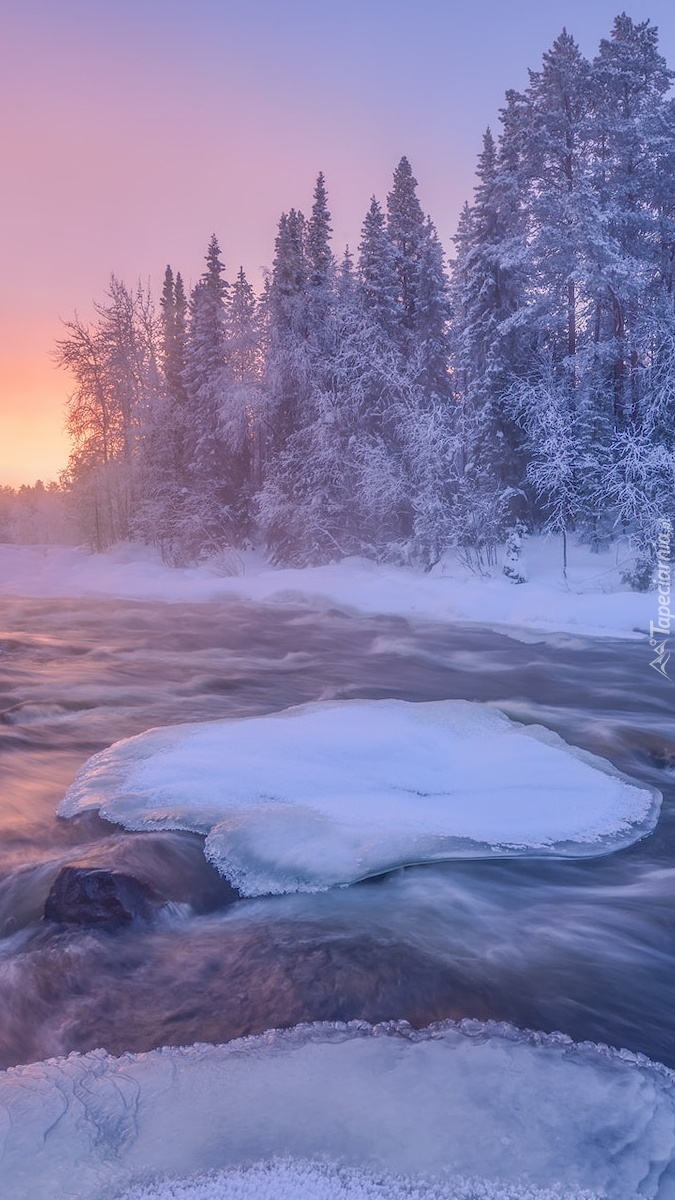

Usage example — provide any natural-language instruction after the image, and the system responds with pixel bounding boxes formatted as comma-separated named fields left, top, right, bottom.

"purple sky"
left=2, top=0, right=674, bottom=485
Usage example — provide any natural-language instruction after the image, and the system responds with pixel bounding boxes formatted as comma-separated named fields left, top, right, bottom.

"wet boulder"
left=44, top=867, right=163, bottom=929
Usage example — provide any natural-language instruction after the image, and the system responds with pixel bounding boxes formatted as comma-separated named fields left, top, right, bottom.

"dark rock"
left=64, top=831, right=242, bottom=915
left=44, top=867, right=163, bottom=929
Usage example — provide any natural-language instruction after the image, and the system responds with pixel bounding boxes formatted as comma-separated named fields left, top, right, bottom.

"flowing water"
left=1, top=594, right=674, bottom=1072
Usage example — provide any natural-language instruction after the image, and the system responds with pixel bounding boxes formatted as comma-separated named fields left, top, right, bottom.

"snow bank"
left=59, top=700, right=660, bottom=894
left=0, top=538, right=655, bottom=640
left=1, top=1020, right=674, bottom=1200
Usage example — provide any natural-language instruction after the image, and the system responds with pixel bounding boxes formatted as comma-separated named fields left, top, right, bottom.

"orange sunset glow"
left=0, top=332, right=69, bottom=486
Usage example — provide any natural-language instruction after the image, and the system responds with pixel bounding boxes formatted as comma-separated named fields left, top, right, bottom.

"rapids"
left=1, top=594, right=674, bottom=1069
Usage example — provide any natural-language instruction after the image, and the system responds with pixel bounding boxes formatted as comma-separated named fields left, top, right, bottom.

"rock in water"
left=44, top=867, right=162, bottom=928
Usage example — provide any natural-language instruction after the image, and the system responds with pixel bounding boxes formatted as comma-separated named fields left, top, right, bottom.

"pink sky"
left=2, top=0, right=674, bottom=486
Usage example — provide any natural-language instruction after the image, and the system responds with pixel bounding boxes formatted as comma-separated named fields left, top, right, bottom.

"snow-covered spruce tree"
left=503, top=31, right=602, bottom=548
left=386, top=156, right=426, bottom=362
left=383, top=158, right=454, bottom=564
left=227, top=266, right=264, bottom=501
left=585, top=16, right=675, bottom=573
left=449, top=128, right=529, bottom=567
left=587, top=16, right=673, bottom=429
left=162, top=267, right=189, bottom=409
left=261, top=207, right=310, bottom=461
left=413, top=217, right=452, bottom=403
left=258, top=174, right=397, bottom=565
left=141, top=262, right=257, bottom=566
left=258, top=196, right=322, bottom=563
left=385, top=159, right=451, bottom=392
left=453, top=17, right=675, bottom=579
left=322, top=254, right=410, bottom=558
left=359, top=196, right=400, bottom=347
left=306, top=173, right=334, bottom=299
left=260, top=170, right=447, bottom=566
left=178, top=234, right=251, bottom=560
left=343, top=176, right=454, bottom=566
left=386, top=158, right=452, bottom=406
left=354, top=195, right=410, bottom=546
left=133, top=265, right=193, bottom=560
left=520, top=30, right=592, bottom=362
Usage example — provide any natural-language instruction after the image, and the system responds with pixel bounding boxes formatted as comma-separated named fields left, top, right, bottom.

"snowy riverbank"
left=0, top=537, right=656, bottom=641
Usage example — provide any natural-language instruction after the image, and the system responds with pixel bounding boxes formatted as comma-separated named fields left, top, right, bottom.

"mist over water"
left=1, top=594, right=674, bottom=1070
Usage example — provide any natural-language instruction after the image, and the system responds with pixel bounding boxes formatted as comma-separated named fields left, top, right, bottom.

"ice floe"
left=59, top=700, right=660, bottom=895
left=1, top=1020, right=675, bottom=1200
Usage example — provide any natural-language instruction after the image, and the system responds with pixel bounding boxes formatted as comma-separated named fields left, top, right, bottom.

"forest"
left=52, top=14, right=675, bottom=589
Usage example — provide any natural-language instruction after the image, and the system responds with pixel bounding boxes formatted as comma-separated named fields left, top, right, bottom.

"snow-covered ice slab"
left=120, top=1157, right=602, bottom=1200
left=2, top=1020, right=675, bottom=1200
left=59, top=700, right=660, bottom=895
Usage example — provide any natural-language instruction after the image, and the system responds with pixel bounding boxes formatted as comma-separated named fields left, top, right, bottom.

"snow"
left=59, top=699, right=660, bottom=895
left=0, top=536, right=656, bottom=641
left=119, top=1158, right=601, bottom=1200
left=1, top=1020, right=674, bottom=1200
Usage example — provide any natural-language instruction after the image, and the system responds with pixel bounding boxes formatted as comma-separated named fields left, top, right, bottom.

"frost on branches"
left=57, top=18, right=675, bottom=583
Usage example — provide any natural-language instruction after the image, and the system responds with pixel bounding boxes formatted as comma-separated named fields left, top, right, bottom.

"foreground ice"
left=2, top=1020, right=675, bottom=1200
left=59, top=700, right=660, bottom=894
left=120, top=1157, right=601, bottom=1199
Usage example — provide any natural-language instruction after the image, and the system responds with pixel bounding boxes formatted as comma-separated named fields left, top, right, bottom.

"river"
left=1, top=594, right=674, bottom=1071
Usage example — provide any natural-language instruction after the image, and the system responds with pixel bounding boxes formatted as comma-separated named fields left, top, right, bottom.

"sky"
left=2, top=0, right=675, bottom=487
